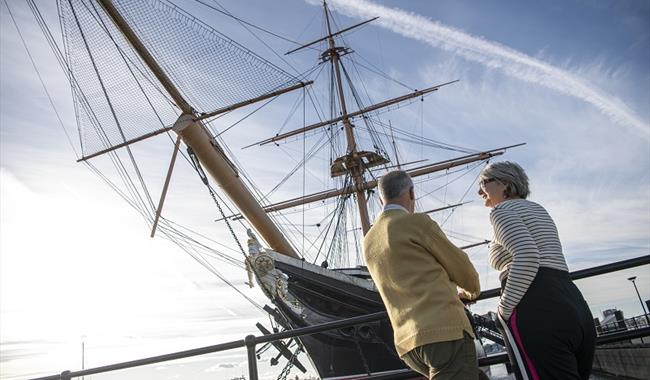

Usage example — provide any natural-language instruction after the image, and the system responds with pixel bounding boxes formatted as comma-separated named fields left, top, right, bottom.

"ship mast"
left=323, top=1, right=373, bottom=235
left=246, top=3, right=521, bottom=233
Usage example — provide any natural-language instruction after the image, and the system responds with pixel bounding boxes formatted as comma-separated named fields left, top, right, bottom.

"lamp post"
left=627, top=276, right=650, bottom=325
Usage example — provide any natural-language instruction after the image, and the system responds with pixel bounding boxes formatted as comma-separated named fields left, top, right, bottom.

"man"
left=363, top=170, right=481, bottom=379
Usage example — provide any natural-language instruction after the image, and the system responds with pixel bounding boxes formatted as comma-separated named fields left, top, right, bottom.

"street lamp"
left=627, top=276, right=650, bottom=325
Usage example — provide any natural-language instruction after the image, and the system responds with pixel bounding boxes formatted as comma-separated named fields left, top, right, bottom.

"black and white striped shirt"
left=488, top=199, right=569, bottom=319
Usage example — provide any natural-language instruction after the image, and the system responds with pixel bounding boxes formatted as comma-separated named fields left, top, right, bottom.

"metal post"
left=245, top=335, right=258, bottom=380
left=81, top=340, right=85, bottom=380
left=628, top=276, right=650, bottom=325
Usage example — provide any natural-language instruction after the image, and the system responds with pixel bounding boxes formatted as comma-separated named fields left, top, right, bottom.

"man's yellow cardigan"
left=363, top=209, right=481, bottom=357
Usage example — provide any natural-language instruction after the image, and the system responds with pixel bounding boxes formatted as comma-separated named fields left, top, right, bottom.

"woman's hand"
left=498, top=305, right=509, bottom=321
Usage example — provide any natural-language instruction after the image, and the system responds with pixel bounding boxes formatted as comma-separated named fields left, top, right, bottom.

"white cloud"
left=313, top=0, right=649, bottom=137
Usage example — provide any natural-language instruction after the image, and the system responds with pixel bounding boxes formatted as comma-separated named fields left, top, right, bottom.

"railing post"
left=59, top=370, right=71, bottom=380
left=245, top=335, right=258, bottom=380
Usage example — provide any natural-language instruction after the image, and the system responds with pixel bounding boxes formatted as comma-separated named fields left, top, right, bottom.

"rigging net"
left=59, top=0, right=302, bottom=157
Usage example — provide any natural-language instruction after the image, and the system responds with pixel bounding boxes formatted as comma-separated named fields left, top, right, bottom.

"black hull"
left=270, top=260, right=411, bottom=379
left=255, top=252, right=497, bottom=379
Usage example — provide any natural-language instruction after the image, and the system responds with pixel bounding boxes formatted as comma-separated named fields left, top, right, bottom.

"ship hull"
left=274, top=261, right=408, bottom=377
left=251, top=248, right=501, bottom=379
left=252, top=251, right=427, bottom=378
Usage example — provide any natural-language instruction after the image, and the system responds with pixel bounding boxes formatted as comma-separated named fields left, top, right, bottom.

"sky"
left=1, top=0, right=649, bottom=379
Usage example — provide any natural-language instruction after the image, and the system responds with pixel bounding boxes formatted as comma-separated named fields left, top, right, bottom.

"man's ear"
left=409, top=186, right=415, bottom=200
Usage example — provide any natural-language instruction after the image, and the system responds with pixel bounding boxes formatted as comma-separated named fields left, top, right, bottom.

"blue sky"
left=1, top=0, right=649, bottom=379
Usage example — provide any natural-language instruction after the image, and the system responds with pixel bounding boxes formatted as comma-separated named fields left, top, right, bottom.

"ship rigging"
left=22, top=0, right=525, bottom=377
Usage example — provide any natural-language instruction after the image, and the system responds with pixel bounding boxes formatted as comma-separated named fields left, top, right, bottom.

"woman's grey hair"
left=480, top=161, right=530, bottom=199
left=378, top=170, right=413, bottom=201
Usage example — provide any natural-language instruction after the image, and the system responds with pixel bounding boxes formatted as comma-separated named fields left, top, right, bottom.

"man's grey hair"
left=378, top=170, right=413, bottom=201
left=480, top=161, right=530, bottom=199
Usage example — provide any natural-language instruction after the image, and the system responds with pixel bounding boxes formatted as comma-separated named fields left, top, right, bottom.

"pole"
left=628, top=276, right=650, bottom=325
left=81, top=341, right=85, bottom=380
left=151, top=135, right=182, bottom=237
left=245, top=335, right=258, bottom=380
left=322, top=2, right=372, bottom=235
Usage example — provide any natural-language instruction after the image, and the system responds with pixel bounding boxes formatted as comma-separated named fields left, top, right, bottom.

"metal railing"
left=33, top=311, right=388, bottom=380
left=475, top=255, right=650, bottom=301
left=31, top=254, right=650, bottom=380
left=596, top=314, right=649, bottom=335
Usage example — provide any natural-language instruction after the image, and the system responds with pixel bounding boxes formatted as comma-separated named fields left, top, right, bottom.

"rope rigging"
left=318, top=175, right=354, bottom=267
left=353, top=53, right=415, bottom=91
left=416, top=162, right=482, bottom=198
left=71, top=0, right=179, bottom=112
left=192, top=0, right=319, bottom=80
left=186, top=147, right=247, bottom=257
left=6, top=0, right=79, bottom=159
left=160, top=0, right=303, bottom=85
left=213, top=95, right=279, bottom=138
left=361, top=118, right=478, bottom=154
left=310, top=183, right=346, bottom=265
left=204, top=62, right=327, bottom=140
left=68, top=0, right=158, bottom=220
left=85, top=150, right=263, bottom=309
left=21, top=0, right=279, bottom=313
left=23, top=0, right=500, bottom=317
left=264, top=133, right=332, bottom=201
left=338, top=58, right=391, bottom=157
left=439, top=161, right=486, bottom=227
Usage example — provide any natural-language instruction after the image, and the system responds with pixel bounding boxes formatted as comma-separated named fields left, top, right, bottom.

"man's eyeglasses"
left=479, top=178, right=498, bottom=189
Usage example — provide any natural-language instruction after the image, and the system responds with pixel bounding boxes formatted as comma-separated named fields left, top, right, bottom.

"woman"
left=478, top=161, right=596, bottom=380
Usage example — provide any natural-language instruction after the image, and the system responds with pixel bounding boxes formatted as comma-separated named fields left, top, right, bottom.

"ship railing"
left=31, top=254, right=650, bottom=380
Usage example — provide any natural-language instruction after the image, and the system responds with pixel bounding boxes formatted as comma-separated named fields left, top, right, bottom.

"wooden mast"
left=323, top=1, right=373, bottom=235
left=96, top=0, right=299, bottom=258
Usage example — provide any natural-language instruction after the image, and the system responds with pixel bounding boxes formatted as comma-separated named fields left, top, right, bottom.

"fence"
left=32, top=255, right=650, bottom=380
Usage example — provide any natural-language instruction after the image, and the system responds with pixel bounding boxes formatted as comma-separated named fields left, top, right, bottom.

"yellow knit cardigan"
left=363, top=209, right=481, bottom=357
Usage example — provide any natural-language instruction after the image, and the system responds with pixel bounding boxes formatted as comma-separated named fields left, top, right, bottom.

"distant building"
left=595, top=308, right=625, bottom=333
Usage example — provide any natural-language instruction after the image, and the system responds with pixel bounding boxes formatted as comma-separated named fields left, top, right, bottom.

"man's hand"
left=458, top=290, right=476, bottom=306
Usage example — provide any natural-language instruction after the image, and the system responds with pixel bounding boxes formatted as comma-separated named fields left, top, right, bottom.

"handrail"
left=31, top=254, right=650, bottom=380
left=477, top=324, right=650, bottom=364
left=476, top=254, right=650, bottom=301
left=596, top=313, right=649, bottom=334
left=33, top=323, right=650, bottom=380
left=596, top=326, right=650, bottom=345
left=31, top=311, right=388, bottom=380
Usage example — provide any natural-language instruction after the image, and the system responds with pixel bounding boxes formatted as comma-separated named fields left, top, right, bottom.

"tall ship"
left=17, top=0, right=635, bottom=379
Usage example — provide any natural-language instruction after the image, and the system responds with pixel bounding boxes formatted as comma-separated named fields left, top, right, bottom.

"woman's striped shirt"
left=488, top=199, right=569, bottom=319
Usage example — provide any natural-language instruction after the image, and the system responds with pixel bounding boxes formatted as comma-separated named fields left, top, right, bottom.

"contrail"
left=309, top=0, right=649, bottom=137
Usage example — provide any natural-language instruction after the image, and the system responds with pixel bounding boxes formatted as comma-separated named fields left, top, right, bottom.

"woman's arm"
left=490, top=207, right=540, bottom=319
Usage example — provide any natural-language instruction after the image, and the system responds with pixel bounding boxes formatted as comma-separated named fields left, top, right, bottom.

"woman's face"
left=478, top=177, right=507, bottom=208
